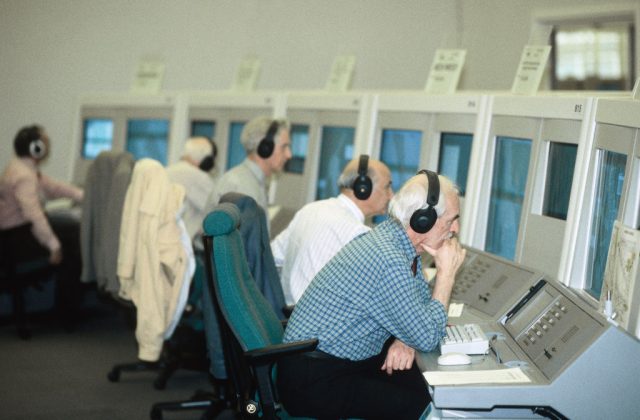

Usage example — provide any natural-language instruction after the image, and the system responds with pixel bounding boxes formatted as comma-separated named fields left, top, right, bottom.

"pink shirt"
left=0, top=157, right=83, bottom=252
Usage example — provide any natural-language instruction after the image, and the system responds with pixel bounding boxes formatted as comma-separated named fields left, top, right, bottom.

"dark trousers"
left=277, top=349, right=431, bottom=420
left=49, top=213, right=82, bottom=320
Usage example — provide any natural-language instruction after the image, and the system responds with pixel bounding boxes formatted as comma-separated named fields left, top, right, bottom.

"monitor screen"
left=125, top=119, right=169, bottom=165
left=438, top=132, right=473, bottom=196
left=82, top=118, right=114, bottom=159
left=485, top=136, right=532, bottom=260
left=316, top=126, right=355, bottom=200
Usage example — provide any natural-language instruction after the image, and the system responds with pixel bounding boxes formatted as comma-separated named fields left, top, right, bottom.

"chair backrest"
left=219, top=192, right=286, bottom=320
left=203, top=203, right=284, bottom=352
left=80, top=150, right=134, bottom=294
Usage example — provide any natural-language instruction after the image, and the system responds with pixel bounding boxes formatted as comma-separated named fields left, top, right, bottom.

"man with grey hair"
left=167, top=136, right=217, bottom=242
left=278, top=170, right=466, bottom=420
left=213, top=116, right=291, bottom=212
left=271, top=155, right=393, bottom=306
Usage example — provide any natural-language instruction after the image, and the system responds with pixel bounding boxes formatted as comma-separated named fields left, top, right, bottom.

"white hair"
left=336, top=157, right=381, bottom=190
left=388, top=172, right=458, bottom=228
left=183, top=137, right=213, bottom=164
left=240, top=116, right=290, bottom=153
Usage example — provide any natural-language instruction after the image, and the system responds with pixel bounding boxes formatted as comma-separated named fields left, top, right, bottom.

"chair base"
left=150, top=390, right=231, bottom=420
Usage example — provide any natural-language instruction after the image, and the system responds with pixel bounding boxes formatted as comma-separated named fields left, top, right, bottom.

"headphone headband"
left=198, top=139, right=217, bottom=171
left=409, top=170, right=440, bottom=234
left=257, top=120, right=279, bottom=159
left=14, top=125, right=48, bottom=160
left=352, top=154, right=373, bottom=200
left=418, top=169, right=440, bottom=207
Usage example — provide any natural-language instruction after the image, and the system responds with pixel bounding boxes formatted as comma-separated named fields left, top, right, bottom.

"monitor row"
left=70, top=89, right=640, bottom=338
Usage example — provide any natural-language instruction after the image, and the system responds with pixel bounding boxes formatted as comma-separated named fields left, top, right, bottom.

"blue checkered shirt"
left=283, top=218, right=447, bottom=361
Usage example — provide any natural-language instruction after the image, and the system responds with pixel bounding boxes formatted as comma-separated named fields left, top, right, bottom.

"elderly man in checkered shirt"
left=278, top=170, right=466, bottom=420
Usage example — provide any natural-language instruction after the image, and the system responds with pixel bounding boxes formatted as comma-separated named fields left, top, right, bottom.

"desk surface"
left=418, top=306, right=640, bottom=419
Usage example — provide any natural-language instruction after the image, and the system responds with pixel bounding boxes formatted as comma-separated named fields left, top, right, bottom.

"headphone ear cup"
left=257, top=138, right=274, bottom=159
left=29, top=139, right=47, bottom=159
left=352, top=175, right=373, bottom=200
left=199, top=155, right=214, bottom=172
left=409, top=206, right=437, bottom=234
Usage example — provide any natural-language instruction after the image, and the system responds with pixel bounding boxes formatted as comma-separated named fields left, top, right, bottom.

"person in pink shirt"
left=0, top=124, right=84, bottom=326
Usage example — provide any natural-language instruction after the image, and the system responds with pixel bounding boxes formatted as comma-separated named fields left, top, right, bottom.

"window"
left=485, top=136, right=532, bottom=260
left=226, top=121, right=246, bottom=170
left=552, top=21, right=634, bottom=90
left=586, top=150, right=626, bottom=298
left=284, top=124, right=310, bottom=174
left=316, top=126, right=355, bottom=200
left=191, top=120, right=216, bottom=140
left=543, top=142, right=578, bottom=220
left=126, top=119, right=169, bottom=164
left=438, top=132, right=473, bottom=196
left=82, top=118, right=113, bottom=159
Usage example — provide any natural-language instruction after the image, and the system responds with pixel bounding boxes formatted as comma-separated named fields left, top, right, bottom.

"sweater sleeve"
left=14, top=173, right=60, bottom=252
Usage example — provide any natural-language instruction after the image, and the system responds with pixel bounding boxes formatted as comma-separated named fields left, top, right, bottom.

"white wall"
left=0, top=0, right=627, bottom=181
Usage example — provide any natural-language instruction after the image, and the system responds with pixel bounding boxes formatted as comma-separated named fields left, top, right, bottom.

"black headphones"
left=352, top=154, right=373, bottom=200
left=257, top=120, right=279, bottom=159
left=198, top=140, right=217, bottom=172
left=409, top=170, right=440, bottom=234
left=14, top=125, right=48, bottom=160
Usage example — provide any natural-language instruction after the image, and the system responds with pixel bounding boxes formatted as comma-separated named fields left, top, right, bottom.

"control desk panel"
left=501, top=279, right=605, bottom=381
left=419, top=272, right=640, bottom=419
left=450, top=247, right=544, bottom=319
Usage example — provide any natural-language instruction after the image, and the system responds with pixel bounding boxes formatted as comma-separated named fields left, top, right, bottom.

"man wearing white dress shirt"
left=271, top=155, right=393, bottom=306
left=167, top=136, right=217, bottom=243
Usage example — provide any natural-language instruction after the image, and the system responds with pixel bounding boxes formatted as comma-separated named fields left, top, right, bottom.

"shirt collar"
left=337, top=193, right=365, bottom=223
left=384, top=218, right=424, bottom=278
left=243, top=158, right=266, bottom=186
left=383, top=218, right=419, bottom=260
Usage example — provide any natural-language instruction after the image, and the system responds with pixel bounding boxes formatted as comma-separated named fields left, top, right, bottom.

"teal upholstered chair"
left=202, top=203, right=318, bottom=419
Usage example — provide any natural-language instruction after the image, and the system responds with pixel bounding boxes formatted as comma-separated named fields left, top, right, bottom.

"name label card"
left=232, top=56, right=261, bottom=92
left=325, top=55, right=356, bottom=92
left=511, top=45, right=551, bottom=95
left=131, top=60, right=165, bottom=94
left=425, top=49, right=466, bottom=94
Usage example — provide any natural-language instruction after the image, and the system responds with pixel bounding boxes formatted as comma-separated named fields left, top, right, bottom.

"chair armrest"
left=244, top=338, right=318, bottom=366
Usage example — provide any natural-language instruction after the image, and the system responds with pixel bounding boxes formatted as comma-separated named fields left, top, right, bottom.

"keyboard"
left=440, top=323, right=489, bottom=355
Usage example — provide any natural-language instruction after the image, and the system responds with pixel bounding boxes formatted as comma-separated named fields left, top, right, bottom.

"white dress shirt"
left=271, top=194, right=370, bottom=305
left=167, top=160, right=216, bottom=241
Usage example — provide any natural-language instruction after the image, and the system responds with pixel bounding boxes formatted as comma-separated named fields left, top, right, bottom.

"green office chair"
left=202, top=203, right=318, bottom=419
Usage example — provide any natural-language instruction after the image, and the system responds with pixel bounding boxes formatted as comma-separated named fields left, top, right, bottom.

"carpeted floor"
left=0, top=291, right=213, bottom=420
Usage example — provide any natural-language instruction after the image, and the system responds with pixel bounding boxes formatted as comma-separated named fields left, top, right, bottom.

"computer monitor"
left=125, top=118, right=170, bottom=165
left=371, top=92, right=483, bottom=229
left=275, top=92, right=367, bottom=212
left=561, top=97, right=640, bottom=306
left=468, top=95, right=594, bottom=280
left=186, top=92, right=279, bottom=172
left=72, top=95, right=175, bottom=185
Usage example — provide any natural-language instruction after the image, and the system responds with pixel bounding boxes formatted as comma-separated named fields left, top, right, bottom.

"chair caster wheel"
left=245, top=400, right=259, bottom=415
left=150, top=407, right=162, bottom=420
left=107, top=369, right=120, bottom=382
